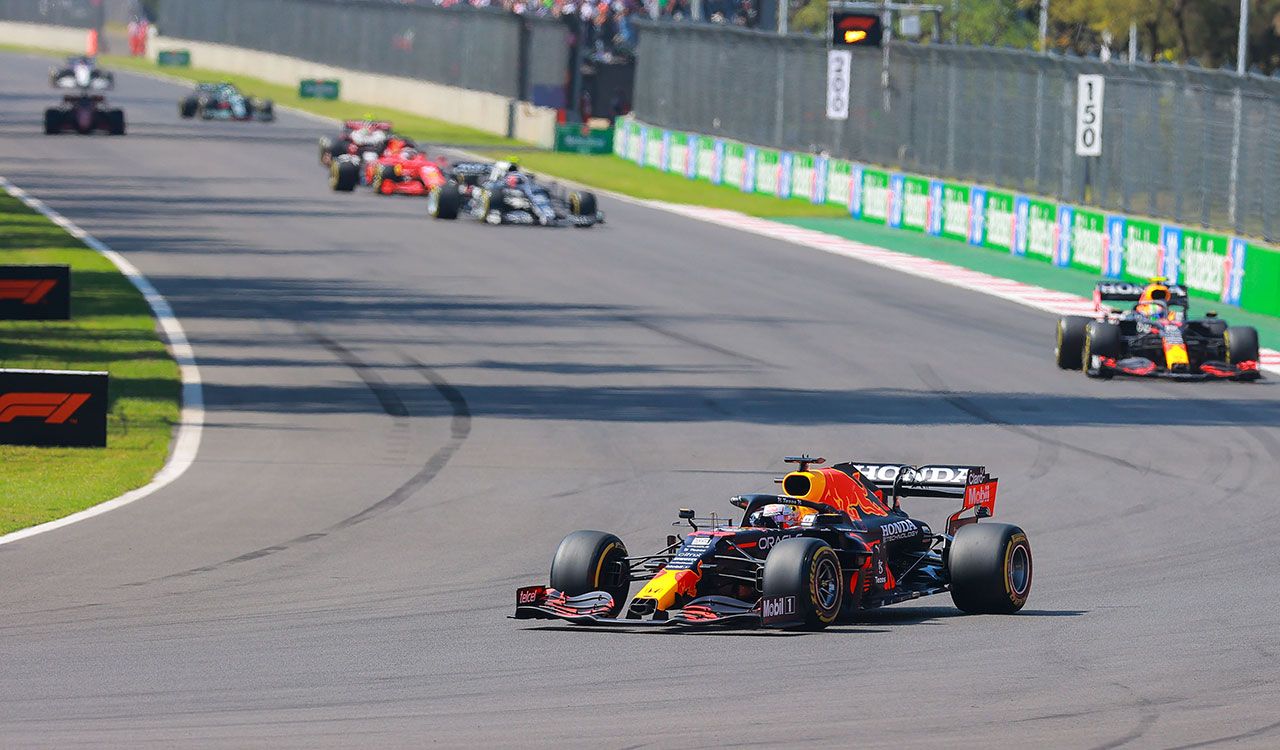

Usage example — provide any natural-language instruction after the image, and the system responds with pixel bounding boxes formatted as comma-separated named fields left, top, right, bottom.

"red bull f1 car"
left=514, top=456, right=1032, bottom=630
left=1056, top=279, right=1260, bottom=381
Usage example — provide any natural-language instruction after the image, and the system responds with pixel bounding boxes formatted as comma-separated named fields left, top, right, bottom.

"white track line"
left=648, top=202, right=1280, bottom=376
left=0, top=177, right=204, bottom=546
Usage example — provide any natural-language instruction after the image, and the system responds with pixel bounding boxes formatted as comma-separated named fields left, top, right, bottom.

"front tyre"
left=761, top=538, right=843, bottom=630
left=949, top=523, right=1032, bottom=614
left=1055, top=316, right=1089, bottom=370
left=330, top=161, right=359, bottom=192
left=549, top=530, right=630, bottom=617
left=1225, top=326, right=1260, bottom=364
left=428, top=182, right=461, bottom=219
left=1083, top=321, right=1121, bottom=379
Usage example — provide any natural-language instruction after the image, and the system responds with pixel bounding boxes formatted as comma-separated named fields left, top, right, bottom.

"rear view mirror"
left=678, top=508, right=695, bottom=520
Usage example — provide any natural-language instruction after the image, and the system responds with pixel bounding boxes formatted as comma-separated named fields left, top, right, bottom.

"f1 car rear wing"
left=833, top=462, right=999, bottom=535
left=833, top=462, right=987, bottom=499
left=343, top=119, right=393, bottom=131
left=1094, top=281, right=1188, bottom=308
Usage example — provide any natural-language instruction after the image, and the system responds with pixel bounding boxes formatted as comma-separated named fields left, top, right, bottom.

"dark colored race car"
left=49, top=56, right=113, bottom=91
left=515, top=456, right=1032, bottom=630
left=317, top=119, right=399, bottom=167
left=45, top=57, right=124, bottom=135
left=179, top=82, right=274, bottom=122
left=1056, top=279, right=1260, bottom=381
left=427, top=160, right=603, bottom=228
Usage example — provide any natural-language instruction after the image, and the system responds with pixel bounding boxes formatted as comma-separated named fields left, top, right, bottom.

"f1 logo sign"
left=0, top=280, right=57, bottom=304
left=0, top=265, right=70, bottom=320
left=0, top=393, right=92, bottom=424
left=0, top=370, right=107, bottom=447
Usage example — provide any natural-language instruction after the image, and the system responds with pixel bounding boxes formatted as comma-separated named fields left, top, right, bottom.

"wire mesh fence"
left=634, top=21, right=1280, bottom=242
left=0, top=0, right=97, bottom=27
left=152, top=0, right=570, bottom=101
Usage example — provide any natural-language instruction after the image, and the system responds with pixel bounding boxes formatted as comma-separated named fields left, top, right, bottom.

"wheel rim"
left=1008, top=543, right=1030, bottom=596
left=813, top=556, right=840, bottom=611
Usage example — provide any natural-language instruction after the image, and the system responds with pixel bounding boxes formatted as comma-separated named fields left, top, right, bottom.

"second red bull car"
left=515, top=456, right=1031, bottom=630
left=1056, top=279, right=1260, bottom=380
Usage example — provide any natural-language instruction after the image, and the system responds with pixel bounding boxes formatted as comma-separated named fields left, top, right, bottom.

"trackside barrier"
left=613, top=116, right=1278, bottom=317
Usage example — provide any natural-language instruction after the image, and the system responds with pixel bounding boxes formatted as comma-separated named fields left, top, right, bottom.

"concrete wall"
left=150, top=36, right=557, bottom=147
left=0, top=21, right=93, bottom=53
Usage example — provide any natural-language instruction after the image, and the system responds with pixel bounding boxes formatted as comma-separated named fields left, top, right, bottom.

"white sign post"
left=826, top=49, right=852, bottom=121
left=1075, top=74, right=1104, bottom=157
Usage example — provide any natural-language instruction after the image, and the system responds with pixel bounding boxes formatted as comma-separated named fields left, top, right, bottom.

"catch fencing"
left=634, top=22, right=1280, bottom=242
left=0, top=0, right=97, bottom=27
left=156, top=0, right=568, bottom=100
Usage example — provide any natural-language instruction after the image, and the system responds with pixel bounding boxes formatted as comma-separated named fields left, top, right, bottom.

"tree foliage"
left=949, top=0, right=1280, bottom=72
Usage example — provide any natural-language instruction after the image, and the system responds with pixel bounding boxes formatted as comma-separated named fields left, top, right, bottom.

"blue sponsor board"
left=685, top=134, right=698, bottom=179
left=927, top=180, right=944, bottom=236
left=1225, top=238, right=1247, bottom=305
left=1012, top=196, right=1030, bottom=257
left=711, top=140, right=725, bottom=185
left=1056, top=205, right=1074, bottom=267
left=1159, top=225, right=1183, bottom=281
left=779, top=152, right=793, bottom=199
left=1105, top=216, right=1126, bottom=278
left=850, top=164, right=865, bottom=218
left=814, top=157, right=828, bottom=204
left=968, top=187, right=987, bottom=245
left=743, top=147, right=757, bottom=193
left=660, top=131, right=672, bottom=172
left=888, top=174, right=905, bottom=228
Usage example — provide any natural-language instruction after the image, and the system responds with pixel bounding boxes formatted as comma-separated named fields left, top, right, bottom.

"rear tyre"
left=1083, top=321, right=1121, bottom=379
left=330, top=161, right=359, bottom=192
left=761, top=538, right=843, bottom=630
left=1055, top=315, right=1089, bottom=370
left=106, top=110, right=126, bottom=136
left=1226, top=326, right=1259, bottom=364
left=549, top=530, right=630, bottom=617
left=949, top=523, right=1032, bottom=614
left=428, top=182, right=461, bottom=220
left=179, top=98, right=197, bottom=118
left=43, top=109, right=60, bottom=135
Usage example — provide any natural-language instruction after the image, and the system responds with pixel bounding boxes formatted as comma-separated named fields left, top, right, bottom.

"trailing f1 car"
left=49, top=56, right=113, bottom=91
left=515, top=456, right=1031, bottom=630
left=179, top=82, right=274, bottom=122
left=1056, top=279, right=1260, bottom=381
left=428, top=161, right=603, bottom=228
left=44, top=94, right=125, bottom=135
left=317, top=119, right=400, bottom=167
left=45, top=57, right=123, bottom=135
left=327, top=135, right=425, bottom=192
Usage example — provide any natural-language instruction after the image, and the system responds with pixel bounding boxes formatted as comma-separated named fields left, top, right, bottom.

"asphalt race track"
left=2, top=52, right=1279, bottom=748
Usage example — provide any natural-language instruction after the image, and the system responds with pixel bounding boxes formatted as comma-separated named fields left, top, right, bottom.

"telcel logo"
left=0, top=392, right=91, bottom=424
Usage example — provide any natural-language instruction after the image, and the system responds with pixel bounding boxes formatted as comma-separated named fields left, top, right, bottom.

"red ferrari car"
left=363, top=147, right=448, bottom=196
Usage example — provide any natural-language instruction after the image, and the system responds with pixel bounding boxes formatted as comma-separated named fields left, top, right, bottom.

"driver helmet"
left=748, top=503, right=807, bottom=529
left=505, top=173, right=523, bottom=188
left=1136, top=281, right=1171, bottom=320
left=399, top=147, right=419, bottom=161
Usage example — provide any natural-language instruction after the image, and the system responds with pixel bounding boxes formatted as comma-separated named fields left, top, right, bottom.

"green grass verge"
left=0, top=191, right=180, bottom=535
left=785, top=217, right=1280, bottom=349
